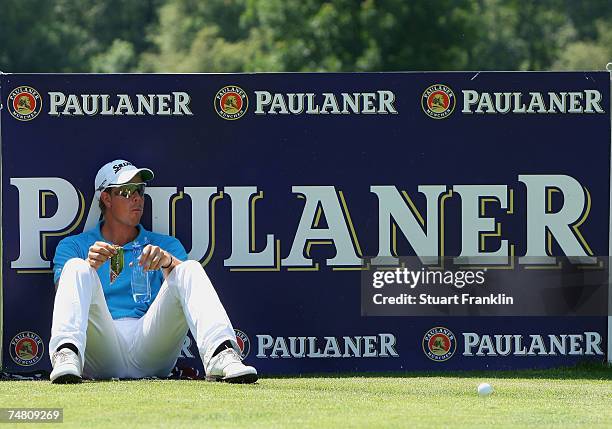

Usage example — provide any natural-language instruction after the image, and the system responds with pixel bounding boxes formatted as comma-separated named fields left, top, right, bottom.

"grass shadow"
left=263, top=361, right=612, bottom=381
left=3, top=362, right=611, bottom=382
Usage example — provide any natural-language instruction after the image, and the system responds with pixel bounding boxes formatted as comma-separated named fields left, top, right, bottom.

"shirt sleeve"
left=53, top=237, right=85, bottom=284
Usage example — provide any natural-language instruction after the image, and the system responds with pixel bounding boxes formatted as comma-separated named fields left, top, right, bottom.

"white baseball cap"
left=94, top=159, right=154, bottom=199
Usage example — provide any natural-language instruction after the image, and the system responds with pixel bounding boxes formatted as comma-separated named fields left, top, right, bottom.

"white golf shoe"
left=206, top=348, right=258, bottom=383
left=50, top=348, right=82, bottom=384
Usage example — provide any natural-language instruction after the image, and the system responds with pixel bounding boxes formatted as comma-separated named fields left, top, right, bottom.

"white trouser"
left=49, top=258, right=237, bottom=379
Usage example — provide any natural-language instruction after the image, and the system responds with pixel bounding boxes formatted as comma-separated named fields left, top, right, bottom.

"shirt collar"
left=96, top=221, right=148, bottom=249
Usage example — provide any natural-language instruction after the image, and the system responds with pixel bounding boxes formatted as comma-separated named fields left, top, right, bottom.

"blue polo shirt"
left=53, top=222, right=188, bottom=319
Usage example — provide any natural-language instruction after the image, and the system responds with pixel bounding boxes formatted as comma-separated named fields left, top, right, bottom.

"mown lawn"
left=0, top=366, right=610, bottom=428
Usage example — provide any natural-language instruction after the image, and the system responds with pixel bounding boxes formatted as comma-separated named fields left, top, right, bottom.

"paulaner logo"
left=254, top=90, right=398, bottom=115
left=462, top=90, right=604, bottom=114
left=235, top=329, right=251, bottom=359
left=10, top=331, right=44, bottom=366
left=256, top=334, right=398, bottom=358
left=423, top=327, right=456, bottom=361
left=463, top=332, right=604, bottom=356
left=422, top=84, right=455, bottom=119
left=48, top=92, right=193, bottom=116
left=215, top=86, right=248, bottom=120
left=8, top=86, right=42, bottom=121
left=9, top=176, right=599, bottom=271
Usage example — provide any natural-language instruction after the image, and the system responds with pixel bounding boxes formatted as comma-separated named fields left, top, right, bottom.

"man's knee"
left=172, top=260, right=210, bottom=287
left=177, top=260, right=204, bottom=274
left=59, top=258, right=97, bottom=283
left=63, top=258, right=92, bottom=274
left=56, top=258, right=98, bottom=293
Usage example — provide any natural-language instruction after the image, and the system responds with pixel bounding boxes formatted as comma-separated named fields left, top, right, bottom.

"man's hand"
left=87, top=241, right=117, bottom=270
left=139, top=244, right=172, bottom=271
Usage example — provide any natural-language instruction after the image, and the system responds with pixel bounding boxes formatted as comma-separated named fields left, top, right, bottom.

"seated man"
left=49, top=159, right=257, bottom=384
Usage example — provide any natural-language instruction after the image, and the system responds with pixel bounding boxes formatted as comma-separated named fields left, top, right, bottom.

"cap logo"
left=113, top=161, right=133, bottom=173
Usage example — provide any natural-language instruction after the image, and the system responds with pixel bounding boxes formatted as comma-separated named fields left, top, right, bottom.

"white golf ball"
left=477, top=382, right=494, bottom=396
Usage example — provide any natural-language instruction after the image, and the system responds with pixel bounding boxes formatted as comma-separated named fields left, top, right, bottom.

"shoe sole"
left=206, top=373, right=258, bottom=384
left=224, top=372, right=258, bottom=384
left=51, top=373, right=83, bottom=384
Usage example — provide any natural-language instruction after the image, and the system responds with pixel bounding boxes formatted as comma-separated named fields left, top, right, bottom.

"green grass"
left=0, top=365, right=610, bottom=428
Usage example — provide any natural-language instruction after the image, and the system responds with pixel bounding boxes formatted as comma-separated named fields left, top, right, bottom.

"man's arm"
left=54, top=239, right=116, bottom=290
left=86, top=242, right=117, bottom=270
left=160, top=250, right=182, bottom=277
left=53, top=238, right=83, bottom=290
left=139, top=245, right=182, bottom=277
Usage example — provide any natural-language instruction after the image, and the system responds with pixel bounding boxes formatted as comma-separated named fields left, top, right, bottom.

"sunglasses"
left=109, top=183, right=146, bottom=199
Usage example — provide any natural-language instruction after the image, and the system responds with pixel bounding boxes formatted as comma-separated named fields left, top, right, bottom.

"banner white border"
left=606, top=63, right=612, bottom=364
left=0, top=71, right=5, bottom=371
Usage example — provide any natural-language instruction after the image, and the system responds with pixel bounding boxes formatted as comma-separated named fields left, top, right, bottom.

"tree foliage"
left=1, top=0, right=610, bottom=72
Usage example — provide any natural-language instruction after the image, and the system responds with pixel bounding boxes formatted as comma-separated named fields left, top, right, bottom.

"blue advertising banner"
left=0, top=72, right=610, bottom=376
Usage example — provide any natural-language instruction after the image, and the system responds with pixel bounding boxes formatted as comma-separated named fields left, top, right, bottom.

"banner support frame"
left=607, top=63, right=612, bottom=365
left=0, top=71, right=5, bottom=372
